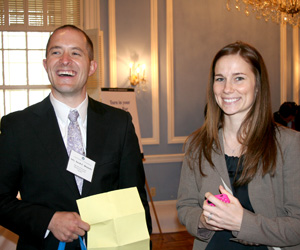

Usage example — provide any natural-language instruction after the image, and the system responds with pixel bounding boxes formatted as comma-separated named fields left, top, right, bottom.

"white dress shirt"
left=45, top=94, right=88, bottom=240
left=50, top=93, right=88, bottom=154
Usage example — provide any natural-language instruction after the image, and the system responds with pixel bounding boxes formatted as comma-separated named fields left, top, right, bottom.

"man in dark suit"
left=0, top=25, right=152, bottom=250
left=273, top=101, right=297, bottom=128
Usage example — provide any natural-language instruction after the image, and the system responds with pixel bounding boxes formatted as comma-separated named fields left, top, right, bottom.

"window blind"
left=0, top=0, right=82, bottom=31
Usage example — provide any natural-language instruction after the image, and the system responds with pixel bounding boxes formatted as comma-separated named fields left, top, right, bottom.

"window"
left=0, top=31, right=51, bottom=115
left=0, top=0, right=82, bottom=117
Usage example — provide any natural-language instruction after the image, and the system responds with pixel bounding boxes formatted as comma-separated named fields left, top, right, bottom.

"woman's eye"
left=235, top=76, right=245, bottom=81
left=215, top=77, right=224, bottom=82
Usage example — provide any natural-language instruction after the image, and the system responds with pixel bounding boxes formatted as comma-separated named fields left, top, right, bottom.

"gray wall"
left=99, top=0, right=294, bottom=201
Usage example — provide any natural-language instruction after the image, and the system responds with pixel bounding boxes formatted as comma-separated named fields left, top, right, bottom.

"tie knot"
left=68, top=110, right=79, bottom=122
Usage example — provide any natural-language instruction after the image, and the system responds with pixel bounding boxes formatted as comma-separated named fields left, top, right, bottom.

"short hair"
left=45, top=25, right=94, bottom=61
left=279, top=102, right=297, bottom=118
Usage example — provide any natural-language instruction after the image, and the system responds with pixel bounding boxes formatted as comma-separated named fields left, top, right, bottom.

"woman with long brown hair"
left=177, top=41, right=300, bottom=249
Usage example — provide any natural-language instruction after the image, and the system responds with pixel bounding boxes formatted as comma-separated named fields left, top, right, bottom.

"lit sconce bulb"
left=129, top=62, right=133, bottom=78
left=136, top=67, right=140, bottom=74
left=142, top=64, right=146, bottom=79
left=129, top=62, right=147, bottom=89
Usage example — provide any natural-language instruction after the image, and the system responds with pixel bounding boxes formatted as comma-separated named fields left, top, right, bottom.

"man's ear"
left=88, top=60, right=98, bottom=76
left=43, top=59, right=47, bottom=71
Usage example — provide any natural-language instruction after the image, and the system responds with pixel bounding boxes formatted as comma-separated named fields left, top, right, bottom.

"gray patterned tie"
left=67, top=110, right=84, bottom=194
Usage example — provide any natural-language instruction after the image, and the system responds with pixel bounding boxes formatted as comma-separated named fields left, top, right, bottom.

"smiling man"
left=0, top=25, right=152, bottom=250
left=43, top=26, right=97, bottom=107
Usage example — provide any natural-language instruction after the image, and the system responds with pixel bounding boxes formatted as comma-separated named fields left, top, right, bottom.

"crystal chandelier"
left=226, top=0, right=300, bottom=27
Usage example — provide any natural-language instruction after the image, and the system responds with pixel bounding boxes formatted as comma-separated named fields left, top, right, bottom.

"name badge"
left=67, top=150, right=95, bottom=182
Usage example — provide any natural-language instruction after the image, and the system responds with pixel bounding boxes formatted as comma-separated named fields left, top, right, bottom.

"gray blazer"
left=177, top=127, right=300, bottom=250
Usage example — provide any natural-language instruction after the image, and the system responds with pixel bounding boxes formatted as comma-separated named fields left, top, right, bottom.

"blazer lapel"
left=81, top=98, right=110, bottom=197
left=211, top=129, right=233, bottom=193
left=248, top=170, right=277, bottom=216
left=30, top=97, right=81, bottom=197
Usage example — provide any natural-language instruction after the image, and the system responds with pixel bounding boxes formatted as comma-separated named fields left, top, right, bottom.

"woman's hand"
left=199, top=212, right=223, bottom=231
left=202, top=185, right=243, bottom=231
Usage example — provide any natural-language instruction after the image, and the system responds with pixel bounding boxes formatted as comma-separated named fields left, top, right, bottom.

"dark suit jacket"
left=273, top=111, right=288, bottom=127
left=0, top=96, right=152, bottom=250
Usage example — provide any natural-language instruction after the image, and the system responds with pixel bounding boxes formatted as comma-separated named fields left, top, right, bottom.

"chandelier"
left=226, top=0, right=300, bottom=27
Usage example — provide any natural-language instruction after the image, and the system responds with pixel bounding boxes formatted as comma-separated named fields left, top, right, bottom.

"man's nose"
left=59, top=52, right=71, bottom=65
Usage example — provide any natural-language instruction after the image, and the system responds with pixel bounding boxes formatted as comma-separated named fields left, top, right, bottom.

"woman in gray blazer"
left=177, top=41, right=300, bottom=250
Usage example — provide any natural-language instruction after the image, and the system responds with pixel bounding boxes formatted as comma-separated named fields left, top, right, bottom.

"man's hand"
left=48, top=211, right=90, bottom=242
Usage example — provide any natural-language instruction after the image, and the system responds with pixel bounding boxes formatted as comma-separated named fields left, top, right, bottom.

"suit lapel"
left=30, top=97, right=81, bottom=197
left=81, top=98, right=110, bottom=196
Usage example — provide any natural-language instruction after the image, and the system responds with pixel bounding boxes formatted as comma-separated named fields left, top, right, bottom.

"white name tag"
left=67, top=150, right=95, bottom=182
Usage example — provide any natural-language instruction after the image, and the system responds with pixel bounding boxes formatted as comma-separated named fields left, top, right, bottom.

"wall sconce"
left=129, top=63, right=147, bottom=92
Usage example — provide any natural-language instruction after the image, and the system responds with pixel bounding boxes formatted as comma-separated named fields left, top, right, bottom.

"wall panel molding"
left=280, top=19, right=299, bottom=104
left=149, top=200, right=186, bottom=233
left=108, top=0, right=117, bottom=87
left=143, top=153, right=184, bottom=164
left=141, top=0, right=160, bottom=145
left=108, top=0, right=160, bottom=145
left=293, top=26, right=299, bottom=104
left=166, top=0, right=186, bottom=144
left=83, top=0, right=100, bottom=30
left=280, top=19, right=287, bottom=103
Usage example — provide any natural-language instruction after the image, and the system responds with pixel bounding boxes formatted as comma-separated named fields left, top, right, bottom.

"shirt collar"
left=50, top=93, right=88, bottom=124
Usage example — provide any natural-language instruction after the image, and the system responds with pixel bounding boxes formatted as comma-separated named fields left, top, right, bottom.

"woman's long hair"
left=186, top=41, right=279, bottom=185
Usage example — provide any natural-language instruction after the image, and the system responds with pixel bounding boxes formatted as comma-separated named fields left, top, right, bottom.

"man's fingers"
left=48, top=211, right=89, bottom=242
left=77, top=219, right=90, bottom=233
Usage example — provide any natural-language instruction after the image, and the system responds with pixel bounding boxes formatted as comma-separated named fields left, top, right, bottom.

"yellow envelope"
left=77, top=187, right=150, bottom=250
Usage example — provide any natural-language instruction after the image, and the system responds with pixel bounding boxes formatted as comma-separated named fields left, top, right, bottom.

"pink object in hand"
left=207, top=194, right=230, bottom=206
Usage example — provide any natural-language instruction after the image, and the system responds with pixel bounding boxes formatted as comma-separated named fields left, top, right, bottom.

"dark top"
left=205, top=155, right=268, bottom=250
